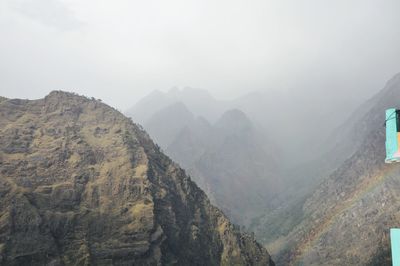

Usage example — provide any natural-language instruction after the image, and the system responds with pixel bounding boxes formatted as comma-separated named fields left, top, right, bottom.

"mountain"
left=147, top=106, right=281, bottom=226
left=144, top=101, right=196, bottom=148
left=270, top=73, right=400, bottom=265
left=0, top=91, right=274, bottom=265
left=126, top=89, right=172, bottom=124
left=192, top=110, right=281, bottom=225
left=125, top=84, right=375, bottom=255
left=126, top=87, right=227, bottom=124
left=321, top=73, right=400, bottom=170
left=166, top=116, right=212, bottom=170
left=127, top=87, right=358, bottom=167
left=230, top=89, right=355, bottom=166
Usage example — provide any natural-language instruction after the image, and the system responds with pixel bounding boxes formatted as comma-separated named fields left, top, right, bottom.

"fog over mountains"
left=2, top=0, right=400, bottom=265
left=2, top=0, right=400, bottom=112
left=127, top=86, right=361, bottom=166
left=128, top=94, right=280, bottom=225
left=125, top=73, right=400, bottom=264
left=2, top=73, right=400, bottom=265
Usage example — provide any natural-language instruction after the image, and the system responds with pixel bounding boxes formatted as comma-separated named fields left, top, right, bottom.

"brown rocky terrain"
left=0, top=91, right=274, bottom=265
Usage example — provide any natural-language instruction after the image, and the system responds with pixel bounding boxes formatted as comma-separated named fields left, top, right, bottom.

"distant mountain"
left=126, top=87, right=227, bottom=124
left=138, top=101, right=280, bottom=225
left=144, top=101, right=196, bottom=148
left=125, top=84, right=372, bottom=245
left=191, top=109, right=281, bottom=225
left=125, top=89, right=172, bottom=124
left=166, top=116, right=212, bottom=170
left=127, top=87, right=357, bottom=167
left=0, top=91, right=274, bottom=265
left=231, top=89, right=356, bottom=166
left=270, top=73, right=400, bottom=265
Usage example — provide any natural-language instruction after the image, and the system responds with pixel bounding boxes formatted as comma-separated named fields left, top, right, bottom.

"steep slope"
left=0, top=91, right=274, bottom=265
left=274, top=73, right=400, bottom=265
left=312, top=73, right=400, bottom=175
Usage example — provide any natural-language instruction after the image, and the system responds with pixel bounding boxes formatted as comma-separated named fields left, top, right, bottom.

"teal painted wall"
left=386, top=109, right=398, bottom=162
left=391, top=228, right=400, bottom=266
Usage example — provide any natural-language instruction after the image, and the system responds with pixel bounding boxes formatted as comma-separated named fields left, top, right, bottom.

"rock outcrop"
left=0, top=91, right=273, bottom=265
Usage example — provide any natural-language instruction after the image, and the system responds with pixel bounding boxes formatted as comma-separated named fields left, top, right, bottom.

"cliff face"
left=0, top=91, right=273, bottom=265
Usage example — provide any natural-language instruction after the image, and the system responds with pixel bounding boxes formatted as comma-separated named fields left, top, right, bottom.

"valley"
left=125, top=74, right=400, bottom=265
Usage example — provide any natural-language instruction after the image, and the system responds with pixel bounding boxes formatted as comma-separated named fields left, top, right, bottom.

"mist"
left=1, top=0, right=400, bottom=112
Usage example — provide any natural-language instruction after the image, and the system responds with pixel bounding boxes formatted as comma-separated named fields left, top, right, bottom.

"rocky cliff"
left=0, top=91, right=273, bottom=265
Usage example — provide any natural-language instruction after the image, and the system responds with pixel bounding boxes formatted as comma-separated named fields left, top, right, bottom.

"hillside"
left=0, top=91, right=274, bottom=265
left=272, top=73, right=400, bottom=265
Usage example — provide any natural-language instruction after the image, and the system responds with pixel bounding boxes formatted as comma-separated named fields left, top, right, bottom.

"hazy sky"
left=1, top=0, right=400, bottom=110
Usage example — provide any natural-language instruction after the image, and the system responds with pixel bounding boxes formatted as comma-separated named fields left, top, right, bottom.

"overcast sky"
left=1, top=0, right=400, bottom=110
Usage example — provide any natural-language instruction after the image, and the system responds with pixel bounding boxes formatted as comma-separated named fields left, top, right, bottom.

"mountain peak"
left=220, top=108, right=248, bottom=119
left=144, top=101, right=195, bottom=147
left=43, top=90, right=104, bottom=107
left=215, top=108, right=253, bottom=131
left=45, top=90, right=84, bottom=100
left=162, top=101, right=192, bottom=114
left=145, top=101, right=195, bottom=127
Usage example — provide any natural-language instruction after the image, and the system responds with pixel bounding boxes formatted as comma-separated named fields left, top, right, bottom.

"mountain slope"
left=274, top=73, right=400, bottom=265
left=0, top=91, right=274, bottom=265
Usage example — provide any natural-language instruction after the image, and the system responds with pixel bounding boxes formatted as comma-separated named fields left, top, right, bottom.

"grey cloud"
left=8, top=0, right=83, bottom=30
left=0, top=0, right=399, bottom=111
